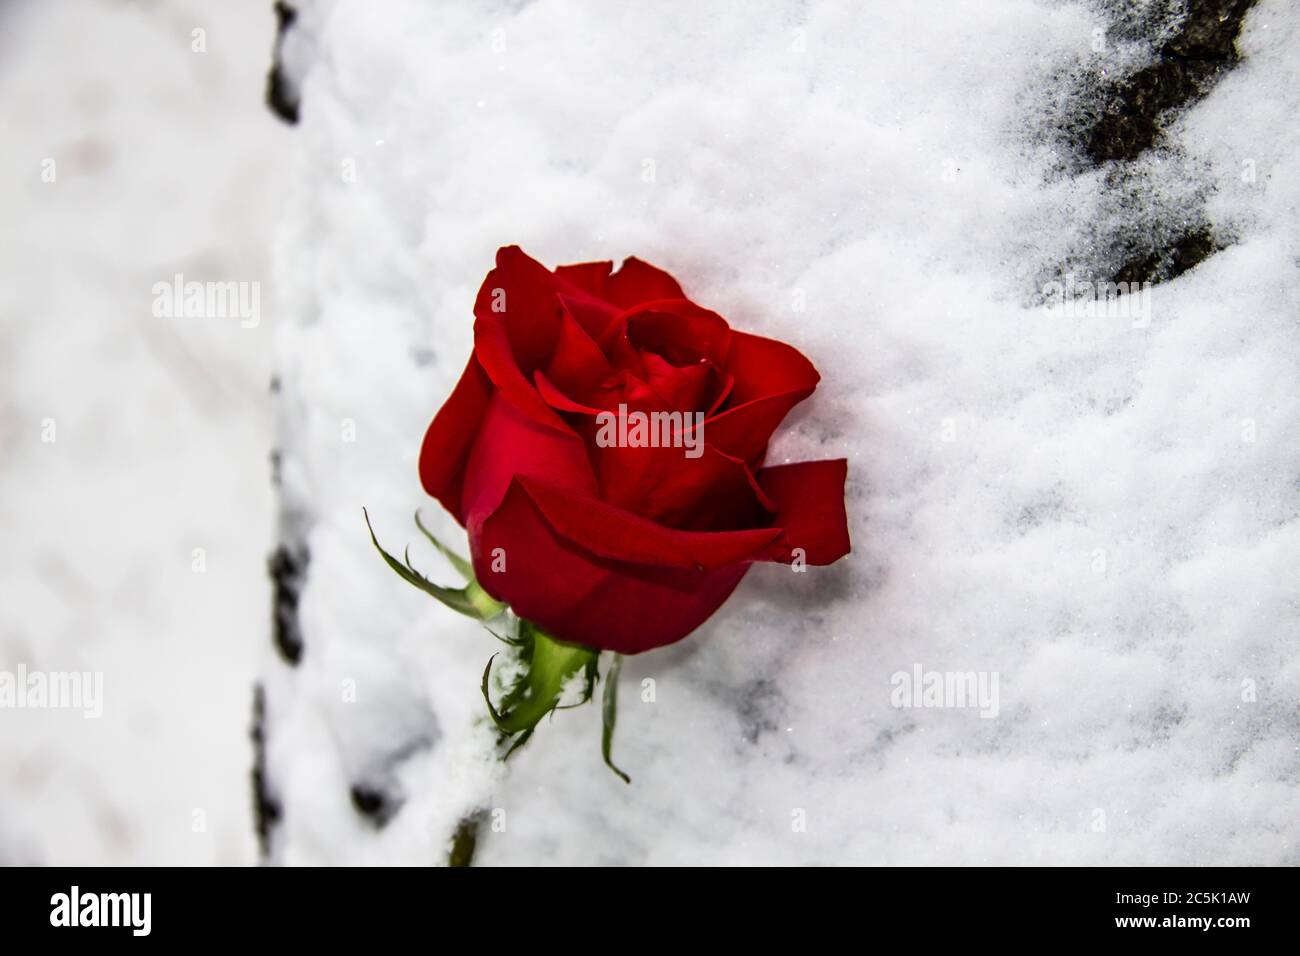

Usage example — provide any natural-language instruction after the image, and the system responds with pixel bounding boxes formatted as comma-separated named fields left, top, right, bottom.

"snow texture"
left=2, top=0, right=1292, bottom=866
left=257, top=0, right=1300, bottom=865
left=0, top=0, right=289, bottom=864
left=259, top=0, right=1299, bottom=865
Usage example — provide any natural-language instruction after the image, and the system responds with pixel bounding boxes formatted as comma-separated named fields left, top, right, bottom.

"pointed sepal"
left=481, top=620, right=598, bottom=752
left=601, top=653, right=631, bottom=784
left=415, top=509, right=474, bottom=581
left=363, top=508, right=504, bottom=620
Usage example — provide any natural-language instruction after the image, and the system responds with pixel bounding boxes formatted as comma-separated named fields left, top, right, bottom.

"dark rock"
left=250, top=684, right=282, bottom=858
left=269, top=542, right=309, bottom=665
left=349, top=782, right=401, bottom=828
left=1112, top=225, right=1218, bottom=285
left=1084, top=0, right=1256, bottom=165
left=266, top=1, right=301, bottom=125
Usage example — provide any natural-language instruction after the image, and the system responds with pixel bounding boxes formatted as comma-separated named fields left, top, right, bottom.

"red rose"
left=419, top=246, right=849, bottom=654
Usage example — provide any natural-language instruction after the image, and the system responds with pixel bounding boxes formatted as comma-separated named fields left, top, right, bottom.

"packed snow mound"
left=265, top=0, right=1299, bottom=864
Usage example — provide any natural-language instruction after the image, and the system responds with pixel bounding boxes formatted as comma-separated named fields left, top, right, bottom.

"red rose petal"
left=420, top=246, right=851, bottom=654
left=594, top=438, right=774, bottom=532
left=547, top=561, right=752, bottom=654
left=554, top=256, right=686, bottom=310
left=475, top=477, right=771, bottom=653
left=758, top=458, right=851, bottom=566
left=499, top=476, right=780, bottom=571
left=476, top=484, right=751, bottom=654
left=639, top=351, right=714, bottom=411
left=701, top=332, right=822, bottom=462
left=606, top=257, right=686, bottom=306
left=460, top=392, right=598, bottom=533
left=700, top=390, right=814, bottom=464
left=617, top=300, right=732, bottom=368
left=471, top=246, right=570, bottom=428
left=539, top=304, right=614, bottom=401
left=552, top=260, right=615, bottom=295
left=724, top=329, right=820, bottom=407
left=418, top=354, right=492, bottom=524
left=533, top=369, right=603, bottom=415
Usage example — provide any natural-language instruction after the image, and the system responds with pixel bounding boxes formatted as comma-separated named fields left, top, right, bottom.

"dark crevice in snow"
left=269, top=542, right=309, bottom=665
left=1081, top=0, right=1257, bottom=165
left=345, top=728, right=437, bottom=831
left=1042, top=0, right=1258, bottom=292
left=736, top=677, right=786, bottom=746
left=1041, top=161, right=1224, bottom=292
left=1088, top=0, right=1256, bottom=284
left=349, top=783, right=401, bottom=827
left=1112, top=224, right=1219, bottom=285
left=251, top=684, right=282, bottom=859
left=266, top=1, right=300, bottom=125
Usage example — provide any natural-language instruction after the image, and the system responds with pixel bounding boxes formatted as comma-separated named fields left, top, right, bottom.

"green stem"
left=447, top=812, right=483, bottom=867
left=484, top=624, right=597, bottom=738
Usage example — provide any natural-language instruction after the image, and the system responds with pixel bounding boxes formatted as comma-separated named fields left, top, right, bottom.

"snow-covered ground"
left=2, top=0, right=1295, bottom=866
left=266, top=0, right=1299, bottom=865
left=0, top=0, right=289, bottom=864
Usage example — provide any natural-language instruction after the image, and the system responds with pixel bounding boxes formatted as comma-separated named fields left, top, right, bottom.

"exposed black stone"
left=1043, top=0, right=1258, bottom=293
left=268, top=542, right=309, bottom=665
left=1083, top=0, right=1256, bottom=165
left=266, top=1, right=300, bottom=125
left=250, top=684, right=282, bottom=858
left=349, top=782, right=400, bottom=827
left=1112, top=225, right=1218, bottom=286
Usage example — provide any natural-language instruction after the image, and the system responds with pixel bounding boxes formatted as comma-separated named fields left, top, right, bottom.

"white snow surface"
left=0, top=0, right=290, bottom=864
left=265, top=0, right=1299, bottom=865
left=3, top=0, right=1292, bottom=866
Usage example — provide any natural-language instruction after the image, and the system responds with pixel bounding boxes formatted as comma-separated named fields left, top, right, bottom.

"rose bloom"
left=420, top=246, right=849, bottom=654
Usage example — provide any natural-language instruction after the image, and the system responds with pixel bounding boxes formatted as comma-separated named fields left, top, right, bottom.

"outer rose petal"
left=554, top=256, right=685, bottom=310
left=758, top=459, right=851, bottom=565
left=473, top=245, right=565, bottom=372
left=607, top=258, right=687, bottom=305
left=593, top=438, right=774, bottom=532
left=507, top=476, right=780, bottom=570
left=460, top=392, right=598, bottom=533
left=724, top=329, right=820, bottom=406
left=472, top=250, right=568, bottom=429
left=418, top=354, right=492, bottom=524
left=473, top=477, right=770, bottom=654
left=703, top=390, right=816, bottom=464
left=703, top=331, right=822, bottom=463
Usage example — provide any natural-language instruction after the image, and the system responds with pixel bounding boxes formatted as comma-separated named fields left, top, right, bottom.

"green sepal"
left=363, top=508, right=504, bottom=620
left=601, top=654, right=631, bottom=784
left=481, top=621, right=598, bottom=748
left=415, top=509, right=474, bottom=581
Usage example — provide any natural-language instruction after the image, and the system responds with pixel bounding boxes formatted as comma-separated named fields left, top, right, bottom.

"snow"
left=2, top=0, right=1295, bottom=865
left=0, top=0, right=289, bottom=864
left=261, top=0, right=1298, bottom=865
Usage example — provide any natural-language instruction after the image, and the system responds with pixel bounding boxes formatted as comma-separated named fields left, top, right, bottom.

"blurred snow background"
left=1, top=0, right=1295, bottom=866
left=0, top=0, right=288, bottom=864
